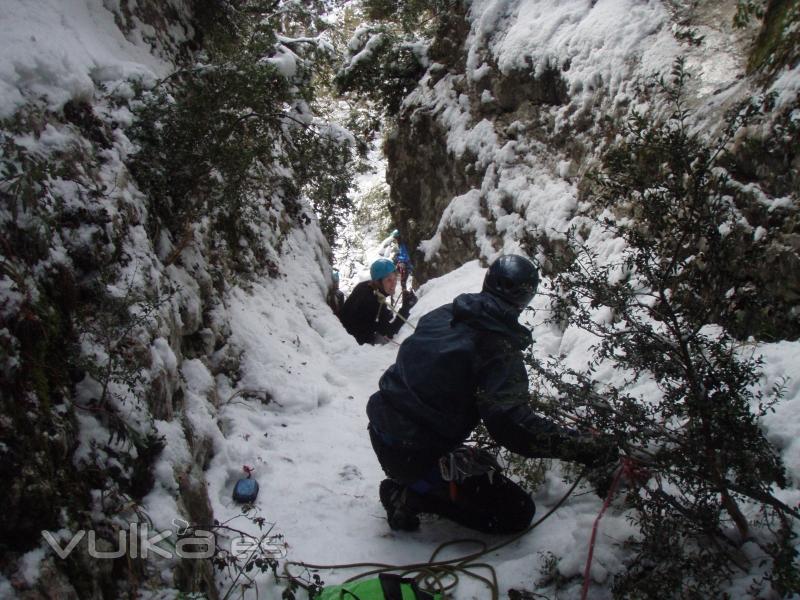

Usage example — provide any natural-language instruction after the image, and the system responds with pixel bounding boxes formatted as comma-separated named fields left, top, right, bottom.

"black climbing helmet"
left=482, top=255, right=539, bottom=308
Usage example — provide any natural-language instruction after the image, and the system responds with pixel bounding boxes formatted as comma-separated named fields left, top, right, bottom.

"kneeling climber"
left=338, top=258, right=417, bottom=345
left=367, top=254, right=617, bottom=533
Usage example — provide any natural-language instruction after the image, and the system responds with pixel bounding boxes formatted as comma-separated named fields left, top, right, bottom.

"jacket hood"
left=451, top=292, right=532, bottom=350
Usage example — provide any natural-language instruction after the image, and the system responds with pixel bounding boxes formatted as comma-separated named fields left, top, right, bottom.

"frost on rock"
left=394, top=0, right=796, bottom=278
left=0, top=0, right=192, bottom=119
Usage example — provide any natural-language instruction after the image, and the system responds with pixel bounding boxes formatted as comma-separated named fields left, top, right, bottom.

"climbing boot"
left=379, top=479, right=420, bottom=532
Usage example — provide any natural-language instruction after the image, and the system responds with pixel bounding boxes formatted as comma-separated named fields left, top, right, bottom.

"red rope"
left=580, top=458, right=631, bottom=600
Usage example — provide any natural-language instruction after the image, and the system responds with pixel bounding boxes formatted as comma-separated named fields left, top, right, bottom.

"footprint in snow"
left=339, top=464, right=362, bottom=481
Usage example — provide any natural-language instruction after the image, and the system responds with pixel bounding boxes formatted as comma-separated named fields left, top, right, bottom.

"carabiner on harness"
left=438, top=447, right=501, bottom=485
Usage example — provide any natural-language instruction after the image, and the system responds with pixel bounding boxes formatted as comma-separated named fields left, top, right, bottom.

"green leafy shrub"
left=335, top=26, right=427, bottom=116
left=734, top=0, right=768, bottom=28
left=130, top=0, right=355, bottom=258
left=361, top=0, right=461, bottom=34
left=590, top=60, right=796, bottom=341
left=531, top=59, right=799, bottom=598
left=327, top=1, right=460, bottom=153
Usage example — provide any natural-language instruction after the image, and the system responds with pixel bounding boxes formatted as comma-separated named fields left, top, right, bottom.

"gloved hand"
left=582, top=434, right=619, bottom=470
left=586, top=462, right=619, bottom=499
left=572, top=434, right=621, bottom=499
left=561, top=432, right=619, bottom=470
left=401, top=290, right=418, bottom=310
left=558, top=432, right=619, bottom=498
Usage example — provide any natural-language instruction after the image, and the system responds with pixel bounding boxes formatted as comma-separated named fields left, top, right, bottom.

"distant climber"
left=376, top=229, right=414, bottom=290
left=338, top=258, right=417, bottom=345
left=366, top=255, right=618, bottom=533
left=376, top=229, right=400, bottom=261
left=327, top=270, right=346, bottom=315
left=394, top=238, right=413, bottom=291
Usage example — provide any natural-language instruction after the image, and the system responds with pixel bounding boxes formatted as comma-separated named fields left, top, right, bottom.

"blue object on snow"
left=233, top=477, right=259, bottom=503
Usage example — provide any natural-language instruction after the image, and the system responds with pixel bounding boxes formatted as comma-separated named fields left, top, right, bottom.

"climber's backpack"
left=318, top=574, right=442, bottom=600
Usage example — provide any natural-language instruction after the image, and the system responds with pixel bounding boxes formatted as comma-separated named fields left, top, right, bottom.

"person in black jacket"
left=367, top=255, right=617, bottom=533
left=338, top=258, right=417, bottom=345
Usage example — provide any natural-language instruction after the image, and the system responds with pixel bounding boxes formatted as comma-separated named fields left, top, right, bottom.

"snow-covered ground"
left=202, top=256, right=638, bottom=599
left=196, top=245, right=800, bottom=599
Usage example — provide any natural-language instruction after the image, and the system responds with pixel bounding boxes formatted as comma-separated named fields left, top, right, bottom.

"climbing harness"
left=284, top=472, right=585, bottom=600
left=438, top=447, right=502, bottom=501
left=439, top=448, right=501, bottom=484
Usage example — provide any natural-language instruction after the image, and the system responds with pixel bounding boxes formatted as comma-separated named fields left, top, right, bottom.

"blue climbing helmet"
left=370, top=258, right=396, bottom=281
left=332, top=269, right=340, bottom=283
left=482, top=254, right=539, bottom=308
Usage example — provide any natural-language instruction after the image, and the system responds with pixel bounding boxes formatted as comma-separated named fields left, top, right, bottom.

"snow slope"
left=202, top=257, right=632, bottom=599
left=202, top=243, right=800, bottom=599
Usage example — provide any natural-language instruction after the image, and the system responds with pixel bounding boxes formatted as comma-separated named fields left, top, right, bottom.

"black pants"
left=369, top=426, right=536, bottom=534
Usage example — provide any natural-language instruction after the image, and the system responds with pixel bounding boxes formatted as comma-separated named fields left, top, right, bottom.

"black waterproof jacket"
left=367, top=292, right=571, bottom=457
left=338, top=281, right=410, bottom=345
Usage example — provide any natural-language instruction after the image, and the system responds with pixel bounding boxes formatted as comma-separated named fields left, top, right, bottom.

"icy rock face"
left=386, top=0, right=606, bottom=281
left=386, top=0, right=800, bottom=299
left=386, top=105, right=483, bottom=283
left=0, top=1, right=258, bottom=598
